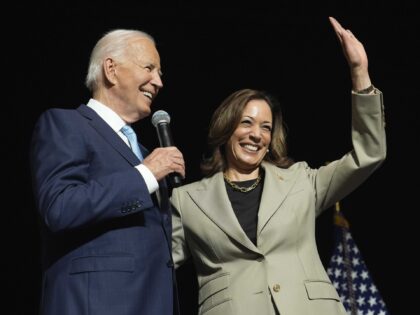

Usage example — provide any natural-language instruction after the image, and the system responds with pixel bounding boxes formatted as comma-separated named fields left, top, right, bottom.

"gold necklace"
left=223, top=173, right=262, bottom=193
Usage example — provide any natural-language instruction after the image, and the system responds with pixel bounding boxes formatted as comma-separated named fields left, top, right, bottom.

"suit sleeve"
left=170, top=188, right=191, bottom=268
left=308, top=90, right=386, bottom=215
left=30, top=109, right=155, bottom=233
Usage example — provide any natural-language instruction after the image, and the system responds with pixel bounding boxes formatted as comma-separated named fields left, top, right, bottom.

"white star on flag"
left=327, top=210, right=390, bottom=315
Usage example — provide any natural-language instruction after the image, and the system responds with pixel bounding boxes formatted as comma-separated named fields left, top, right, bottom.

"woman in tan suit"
left=171, top=17, right=386, bottom=315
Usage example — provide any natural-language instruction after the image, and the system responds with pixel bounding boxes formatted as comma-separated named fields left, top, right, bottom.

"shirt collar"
left=86, top=98, right=126, bottom=132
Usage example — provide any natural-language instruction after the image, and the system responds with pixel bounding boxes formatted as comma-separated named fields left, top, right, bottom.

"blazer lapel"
left=188, top=173, right=261, bottom=254
left=257, top=162, right=299, bottom=235
left=77, top=105, right=140, bottom=166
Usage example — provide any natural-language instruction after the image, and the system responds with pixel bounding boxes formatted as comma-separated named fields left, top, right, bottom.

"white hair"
left=85, top=29, right=155, bottom=92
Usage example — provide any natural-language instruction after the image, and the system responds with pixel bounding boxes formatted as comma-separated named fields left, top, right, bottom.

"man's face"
left=111, top=38, right=163, bottom=122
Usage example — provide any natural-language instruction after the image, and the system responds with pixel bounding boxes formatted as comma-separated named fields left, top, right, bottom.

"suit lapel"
left=77, top=105, right=170, bottom=225
left=257, top=162, right=299, bottom=235
left=188, top=173, right=261, bottom=254
left=77, top=105, right=140, bottom=166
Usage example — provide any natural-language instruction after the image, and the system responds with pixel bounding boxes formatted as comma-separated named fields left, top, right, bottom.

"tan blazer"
left=171, top=92, right=386, bottom=315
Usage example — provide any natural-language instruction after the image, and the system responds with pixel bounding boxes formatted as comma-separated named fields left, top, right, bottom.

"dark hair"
left=201, top=89, right=294, bottom=177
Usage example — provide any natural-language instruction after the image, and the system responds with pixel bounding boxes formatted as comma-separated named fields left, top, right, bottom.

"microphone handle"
left=156, top=123, right=183, bottom=187
left=169, top=173, right=183, bottom=187
left=156, top=123, right=173, bottom=147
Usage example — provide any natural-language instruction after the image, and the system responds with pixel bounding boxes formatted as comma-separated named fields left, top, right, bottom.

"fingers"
left=345, top=29, right=360, bottom=43
left=143, top=147, right=186, bottom=181
left=329, top=16, right=359, bottom=43
left=329, top=16, right=342, bottom=33
left=328, top=16, right=369, bottom=84
left=329, top=16, right=343, bottom=43
left=169, top=153, right=186, bottom=178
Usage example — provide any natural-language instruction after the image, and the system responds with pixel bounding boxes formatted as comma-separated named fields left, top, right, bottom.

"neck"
left=224, top=167, right=260, bottom=181
left=94, top=91, right=138, bottom=124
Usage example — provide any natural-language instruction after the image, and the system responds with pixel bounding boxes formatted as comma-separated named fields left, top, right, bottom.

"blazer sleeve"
left=309, top=90, right=387, bottom=215
left=30, top=109, right=155, bottom=233
left=171, top=187, right=191, bottom=268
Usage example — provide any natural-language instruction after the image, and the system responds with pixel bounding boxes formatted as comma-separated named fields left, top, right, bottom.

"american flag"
left=327, top=209, right=390, bottom=315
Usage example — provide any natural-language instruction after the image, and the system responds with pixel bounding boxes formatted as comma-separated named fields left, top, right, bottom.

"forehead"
left=242, top=99, right=272, bottom=119
left=128, top=38, right=161, bottom=64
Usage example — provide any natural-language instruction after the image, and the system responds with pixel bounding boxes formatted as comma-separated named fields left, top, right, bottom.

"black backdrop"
left=10, top=1, right=418, bottom=314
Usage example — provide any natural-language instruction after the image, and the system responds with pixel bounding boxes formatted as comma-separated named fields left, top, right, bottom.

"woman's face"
left=225, top=99, right=272, bottom=172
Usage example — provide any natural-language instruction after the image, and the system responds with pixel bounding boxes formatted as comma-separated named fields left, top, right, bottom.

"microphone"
left=151, top=110, right=183, bottom=187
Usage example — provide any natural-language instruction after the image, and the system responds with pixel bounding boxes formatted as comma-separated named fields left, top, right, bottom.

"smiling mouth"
left=242, top=144, right=260, bottom=152
left=142, top=90, right=153, bottom=100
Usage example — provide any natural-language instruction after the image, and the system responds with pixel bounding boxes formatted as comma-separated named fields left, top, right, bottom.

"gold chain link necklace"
left=223, top=173, right=262, bottom=193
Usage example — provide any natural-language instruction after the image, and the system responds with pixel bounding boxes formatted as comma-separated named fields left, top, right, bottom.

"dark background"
left=11, top=1, right=418, bottom=314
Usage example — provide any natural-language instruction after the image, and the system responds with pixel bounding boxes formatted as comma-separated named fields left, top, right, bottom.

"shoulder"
left=263, top=160, right=310, bottom=173
left=37, top=106, right=83, bottom=123
left=172, top=174, right=219, bottom=194
left=40, top=104, right=93, bottom=123
left=262, top=161, right=316, bottom=183
left=33, top=105, right=89, bottom=137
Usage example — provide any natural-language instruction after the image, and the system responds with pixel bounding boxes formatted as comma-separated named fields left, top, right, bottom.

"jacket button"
left=273, top=284, right=281, bottom=293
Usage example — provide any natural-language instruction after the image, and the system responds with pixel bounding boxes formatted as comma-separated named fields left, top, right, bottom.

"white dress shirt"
left=87, top=98, right=159, bottom=193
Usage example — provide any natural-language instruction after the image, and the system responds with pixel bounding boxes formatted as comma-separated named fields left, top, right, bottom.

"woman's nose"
left=249, top=127, right=262, bottom=140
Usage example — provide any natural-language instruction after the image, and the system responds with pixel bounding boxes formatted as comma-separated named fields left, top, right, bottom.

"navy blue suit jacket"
left=30, top=105, right=177, bottom=315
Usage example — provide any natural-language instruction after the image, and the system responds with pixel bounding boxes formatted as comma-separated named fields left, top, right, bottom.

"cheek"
left=264, top=132, right=272, bottom=143
left=225, top=140, right=239, bottom=161
left=229, top=142, right=238, bottom=157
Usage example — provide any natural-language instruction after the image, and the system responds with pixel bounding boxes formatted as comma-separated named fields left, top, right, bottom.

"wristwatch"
left=356, top=85, right=375, bottom=94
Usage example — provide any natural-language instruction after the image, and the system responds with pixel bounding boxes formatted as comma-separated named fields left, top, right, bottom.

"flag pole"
left=334, top=202, right=357, bottom=315
left=326, top=159, right=357, bottom=314
left=327, top=161, right=391, bottom=314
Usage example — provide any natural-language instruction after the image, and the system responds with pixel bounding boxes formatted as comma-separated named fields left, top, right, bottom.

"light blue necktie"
left=121, top=125, right=144, bottom=161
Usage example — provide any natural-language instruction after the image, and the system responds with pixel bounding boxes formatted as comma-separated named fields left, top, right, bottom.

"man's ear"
left=103, top=57, right=118, bottom=85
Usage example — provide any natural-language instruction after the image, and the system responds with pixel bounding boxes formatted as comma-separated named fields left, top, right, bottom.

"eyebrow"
left=149, top=63, right=163, bottom=76
left=134, top=60, right=163, bottom=76
left=242, top=115, right=272, bottom=124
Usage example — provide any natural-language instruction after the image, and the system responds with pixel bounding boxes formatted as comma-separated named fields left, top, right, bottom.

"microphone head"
left=151, top=110, right=171, bottom=127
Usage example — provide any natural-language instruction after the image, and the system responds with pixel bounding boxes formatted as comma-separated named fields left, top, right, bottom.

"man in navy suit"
left=30, top=29, right=185, bottom=315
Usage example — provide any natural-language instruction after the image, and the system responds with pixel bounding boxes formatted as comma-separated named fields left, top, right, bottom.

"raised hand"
left=329, top=16, right=372, bottom=91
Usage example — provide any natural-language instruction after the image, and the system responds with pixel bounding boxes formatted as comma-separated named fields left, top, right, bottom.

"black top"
left=224, top=173, right=264, bottom=245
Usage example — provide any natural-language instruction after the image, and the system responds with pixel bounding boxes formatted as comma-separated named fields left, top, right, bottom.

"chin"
left=138, top=106, right=152, bottom=118
left=240, top=160, right=262, bottom=169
